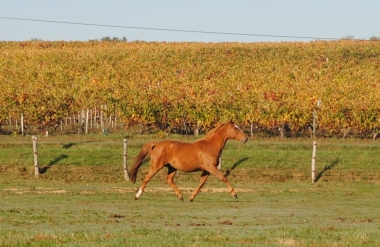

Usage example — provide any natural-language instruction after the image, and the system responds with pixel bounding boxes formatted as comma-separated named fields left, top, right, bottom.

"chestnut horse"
left=130, top=121, right=248, bottom=201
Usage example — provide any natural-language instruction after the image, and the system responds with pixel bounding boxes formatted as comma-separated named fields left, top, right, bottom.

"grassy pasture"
left=0, top=133, right=379, bottom=246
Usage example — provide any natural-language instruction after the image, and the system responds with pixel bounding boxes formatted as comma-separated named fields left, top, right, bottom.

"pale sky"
left=1, top=0, right=379, bottom=42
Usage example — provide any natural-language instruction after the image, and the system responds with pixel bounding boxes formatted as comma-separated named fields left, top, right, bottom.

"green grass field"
left=0, top=133, right=379, bottom=246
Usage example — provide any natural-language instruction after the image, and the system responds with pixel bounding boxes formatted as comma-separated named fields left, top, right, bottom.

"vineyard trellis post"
left=100, top=105, right=104, bottom=129
left=85, top=109, right=89, bottom=134
left=123, top=138, right=129, bottom=181
left=32, top=136, right=39, bottom=177
left=21, top=113, right=24, bottom=136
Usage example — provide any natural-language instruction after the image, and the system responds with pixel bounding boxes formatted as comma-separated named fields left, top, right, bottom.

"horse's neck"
left=207, top=127, right=228, bottom=153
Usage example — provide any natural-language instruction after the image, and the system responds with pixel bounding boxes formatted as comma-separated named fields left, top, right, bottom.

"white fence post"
left=311, top=141, right=317, bottom=183
left=123, top=139, right=129, bottom=181
left=32, top=136, right=39, bottom=177
left=217, top=155, right=222, bottom=170
left=311, top=99, right=321, bottom=183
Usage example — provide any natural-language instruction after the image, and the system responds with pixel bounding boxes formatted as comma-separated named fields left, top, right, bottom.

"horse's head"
left=226, top=121, right=248, bottom=143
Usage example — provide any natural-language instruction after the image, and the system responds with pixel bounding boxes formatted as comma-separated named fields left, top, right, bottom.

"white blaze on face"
left=235, top=124, right=243, bottom=132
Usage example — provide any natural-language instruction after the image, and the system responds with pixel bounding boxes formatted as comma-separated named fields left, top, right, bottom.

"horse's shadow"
left=224, top=157, right=249, bottom=177
left=62, top=141, right=96, bottom=149
left=62, top=143, right=76, bottom=149
left=39, top=154, right=68, bottom=174
left=314, top=158, right=340, bottom=182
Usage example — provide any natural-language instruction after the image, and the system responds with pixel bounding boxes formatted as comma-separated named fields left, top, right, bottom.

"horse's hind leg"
left=135, top=163, right=162, bottom=200
left=166, top=166, right=183, bottom=201
left=189, top=171, right=210, bottom=202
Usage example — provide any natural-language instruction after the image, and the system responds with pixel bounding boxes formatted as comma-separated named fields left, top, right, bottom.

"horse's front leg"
left=190, top=171, right=210, bottom=202
left=208, top=166, right=238, bottom=199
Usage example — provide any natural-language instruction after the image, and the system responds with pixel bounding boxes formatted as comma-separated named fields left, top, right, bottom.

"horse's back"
left=153, top=139, right=194, bottom=154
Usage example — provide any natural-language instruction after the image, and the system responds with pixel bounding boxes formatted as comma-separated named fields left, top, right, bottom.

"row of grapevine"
left=3, top=106, right=119, bottom=136
left=0, top=41, right=379, bottom=138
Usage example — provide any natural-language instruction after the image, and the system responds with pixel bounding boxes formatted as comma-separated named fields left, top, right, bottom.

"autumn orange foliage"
left=0, top=40, right=379, bottom=137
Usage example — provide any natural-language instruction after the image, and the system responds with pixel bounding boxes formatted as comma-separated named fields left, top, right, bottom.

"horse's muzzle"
left=242, top=136, right=248, bottom=143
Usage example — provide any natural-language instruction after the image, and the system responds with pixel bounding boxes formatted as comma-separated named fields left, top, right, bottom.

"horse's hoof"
left=232, top=194, right=238, bottom=199
left=179, top=197, right=184, bottom=202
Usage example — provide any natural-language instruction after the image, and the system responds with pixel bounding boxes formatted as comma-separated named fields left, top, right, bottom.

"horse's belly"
left=169, top=154, right=216, bottom=172
left=171, top=160, right=201, bottom=172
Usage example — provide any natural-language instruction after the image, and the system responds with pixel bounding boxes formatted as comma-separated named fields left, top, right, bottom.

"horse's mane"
left=199, top=123, right=226, bottom=141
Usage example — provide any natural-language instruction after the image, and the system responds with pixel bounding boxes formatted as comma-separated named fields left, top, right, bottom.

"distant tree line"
left=89, top=36, right=128, bottom=42
left=28, top=37, right=128, bottom=42
left=28, top=34, right=379, bottom=42
left=340, top=33, right=380, bottom=41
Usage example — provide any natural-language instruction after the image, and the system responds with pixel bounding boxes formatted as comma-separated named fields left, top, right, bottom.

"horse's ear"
left=229, top=119, right=234, bottom=124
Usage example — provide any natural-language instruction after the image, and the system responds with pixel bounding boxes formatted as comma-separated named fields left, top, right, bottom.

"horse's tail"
left=129, top=142, right=157, bottom=184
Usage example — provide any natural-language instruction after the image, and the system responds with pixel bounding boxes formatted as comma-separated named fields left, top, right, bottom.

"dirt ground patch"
left=106, top=186, right=256, bottom=193
left=2, top=187, right=68, bottom=194
left=2, top=186, right=256, bottom=195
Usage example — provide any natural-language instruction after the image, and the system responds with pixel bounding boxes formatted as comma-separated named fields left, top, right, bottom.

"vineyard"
left=0, top=40, right=379, bottom=138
